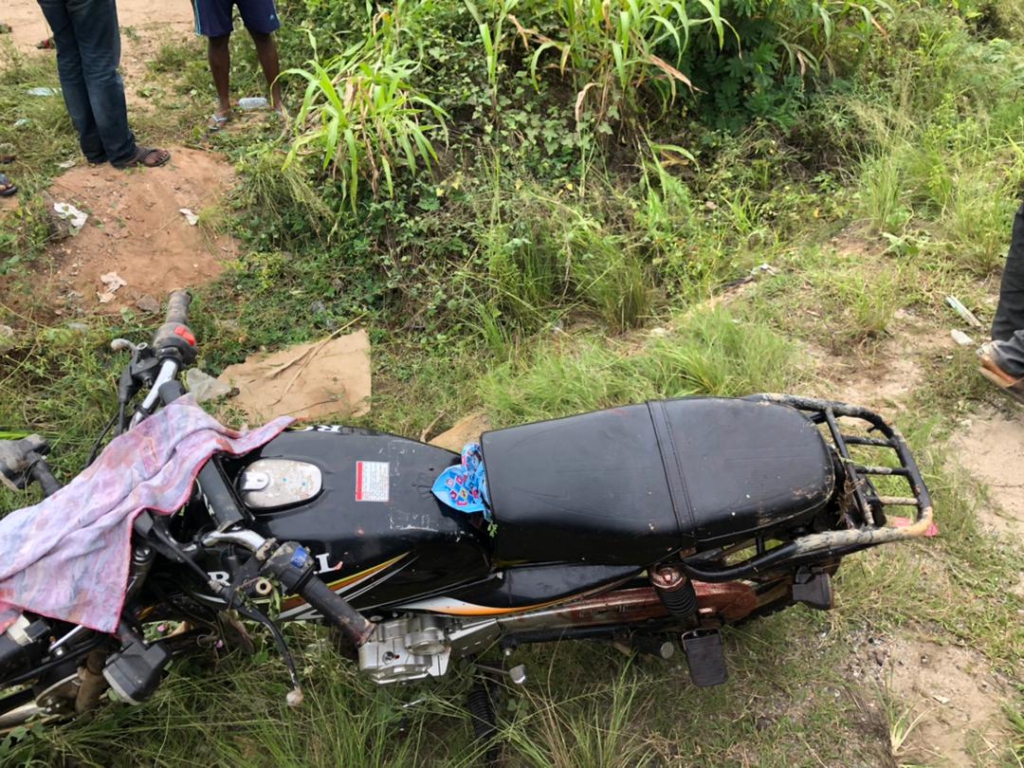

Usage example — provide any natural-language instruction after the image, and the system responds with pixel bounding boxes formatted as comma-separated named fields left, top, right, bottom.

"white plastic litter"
left=53, top=202, right=88, bottom=234
left=179, top=208, right=199, bottom=226
left=950, top=329, right=975, bottom=347
left=27, top=87, right=59, bottom=97
left=97, top=272, right=127, bottom=304
left=238, top=96, right=269, bottom=110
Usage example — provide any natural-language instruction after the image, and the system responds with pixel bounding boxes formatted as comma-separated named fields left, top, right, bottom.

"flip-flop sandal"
left=0, top=173, right=17, bottom=197
left=207, top=113, right=232, bottom=132
left=114, top=146, right=170, bottom=169
left=0, top=24, right=12, bottom=35
left=978, top=345, right=1024, bottom=405
left=979, top=366, right=1024, bottom=405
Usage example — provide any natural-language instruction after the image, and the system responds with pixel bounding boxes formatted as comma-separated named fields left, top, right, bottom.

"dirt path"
left=2, top=0, right=194, bottom=55
left=847, top=631, right=1013, bottom=767
left=953, top=407, right=1024, bottom=532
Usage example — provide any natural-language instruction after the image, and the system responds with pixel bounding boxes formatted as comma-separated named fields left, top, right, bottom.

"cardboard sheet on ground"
left=217, top=330, right=371, bottom=421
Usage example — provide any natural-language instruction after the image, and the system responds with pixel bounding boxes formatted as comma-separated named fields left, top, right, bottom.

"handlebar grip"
left=164, top=291, right=192, bottom=327
left=261, top=542, right=374, bottom=646
left=297, top=575, right=375, bottom=646
left=28, top=457, right=61, bottom=498
left=152, top=291, right=197, bottom=364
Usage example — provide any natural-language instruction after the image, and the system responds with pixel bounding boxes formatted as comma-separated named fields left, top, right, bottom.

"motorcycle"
left=0, top=291, right=933, bottom=737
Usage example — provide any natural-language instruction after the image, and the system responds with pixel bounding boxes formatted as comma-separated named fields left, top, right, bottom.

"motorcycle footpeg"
left=791, top=568, right=833, bottom=611
left=103, top=626, right=171, bottom=705
left=0, top=434, right=49, bottom=491
left=681, top=629, right=728, bottom=688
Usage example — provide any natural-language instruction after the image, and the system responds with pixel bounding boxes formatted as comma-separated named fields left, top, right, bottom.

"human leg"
left=984, top=202, right=1024, bottom=378
left=62, top=0, right=136, bottom=165
left=992, top=202, right=1024, bottom=343
left=238, top=0, right=282, bottom=110
left=36, top=0, right=107, bottom=163
left=249, top=31, right=282, bottom=111
left=192, top=0, right=235, bottom=127
left=207, top=34, right=233, bottom=125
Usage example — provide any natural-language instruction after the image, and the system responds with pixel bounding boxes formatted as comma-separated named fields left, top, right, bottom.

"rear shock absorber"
left=650, top=565, right=698, bottom=620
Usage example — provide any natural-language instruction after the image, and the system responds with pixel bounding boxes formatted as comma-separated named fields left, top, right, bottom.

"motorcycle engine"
left=358, top=615, right=451, bottom=684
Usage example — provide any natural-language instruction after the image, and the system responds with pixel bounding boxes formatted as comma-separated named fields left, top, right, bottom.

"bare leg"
left=208, top=34, right=232, bottom=120
left=249, top=30, right=282, bottom=112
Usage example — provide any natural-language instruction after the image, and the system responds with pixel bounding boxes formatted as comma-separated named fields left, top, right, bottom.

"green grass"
left=0, top=43, right=79, bottom=208
left=479, top=306, right=803, bottom=425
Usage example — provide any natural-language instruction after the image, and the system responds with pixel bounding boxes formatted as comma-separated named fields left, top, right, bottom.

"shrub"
left=284, top=31, right=448, bottom=209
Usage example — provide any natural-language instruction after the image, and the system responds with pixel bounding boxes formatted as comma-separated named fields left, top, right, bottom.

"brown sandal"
left=979, top=343, right=1024, bottom=405
left=114, top=146, right=170, bottom=169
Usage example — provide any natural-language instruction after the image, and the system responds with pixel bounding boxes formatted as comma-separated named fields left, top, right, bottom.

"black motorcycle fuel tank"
left=228, top=427, right=492, bottom=608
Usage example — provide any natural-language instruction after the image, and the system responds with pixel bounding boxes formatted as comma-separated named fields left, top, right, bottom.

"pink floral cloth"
left=0, top=395, right=292, bottom=634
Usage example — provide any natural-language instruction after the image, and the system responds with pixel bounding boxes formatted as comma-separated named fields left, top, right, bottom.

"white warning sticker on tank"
left=355, top=461, right=390, bottom=502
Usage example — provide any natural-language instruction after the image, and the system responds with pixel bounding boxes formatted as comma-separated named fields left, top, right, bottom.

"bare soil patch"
left=829, top=224, right=885, bottom=262
left=811, top=312, right=956, bottom=412
left=3, top=0, right=193, bottom=56
left=951, top=407, right=1024, bottom=534
left=887, top=639, right=1010, bottom=767
left=40, top=147, right=237, bottom=314
left=847, top=632, right=1011, bottom=767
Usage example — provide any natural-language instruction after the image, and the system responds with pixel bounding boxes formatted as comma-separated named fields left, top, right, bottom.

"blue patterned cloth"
left=432, top=442, right=491, bottom=520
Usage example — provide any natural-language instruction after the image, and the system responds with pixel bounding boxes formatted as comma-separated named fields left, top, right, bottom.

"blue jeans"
left=35, top=0, right=137, bottom=165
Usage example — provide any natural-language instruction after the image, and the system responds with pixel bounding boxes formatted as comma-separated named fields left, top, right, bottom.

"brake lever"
left=110, top=338, right=145, bottom=355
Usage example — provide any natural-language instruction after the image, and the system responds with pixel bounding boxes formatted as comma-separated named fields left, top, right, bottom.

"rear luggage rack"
left=680, top=394, right=934, bottom=583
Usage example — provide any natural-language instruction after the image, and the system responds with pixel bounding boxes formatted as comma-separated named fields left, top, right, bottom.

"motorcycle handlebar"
left=260, top=542, right=375, bottom=647
left=151, top=291, right=197, bottom=364
left=130, top=292, right=197, bottom=428
left=297, top=574, right=375, bottom=646
left=163, top=291, right=192, bottom=327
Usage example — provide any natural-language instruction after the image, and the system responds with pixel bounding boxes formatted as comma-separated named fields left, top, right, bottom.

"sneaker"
left=978, top=341, right=1024, bottom=405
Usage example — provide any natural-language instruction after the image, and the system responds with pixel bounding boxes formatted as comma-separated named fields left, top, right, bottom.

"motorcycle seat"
left=481, top=397, right=837, bottom=565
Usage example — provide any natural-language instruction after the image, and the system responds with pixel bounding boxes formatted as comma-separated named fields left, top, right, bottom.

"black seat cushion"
left=483, top=398, right=836, bottom=565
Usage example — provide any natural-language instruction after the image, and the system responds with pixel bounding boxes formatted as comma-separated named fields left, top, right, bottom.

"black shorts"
left=192, top=0, right=281, bottom=38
